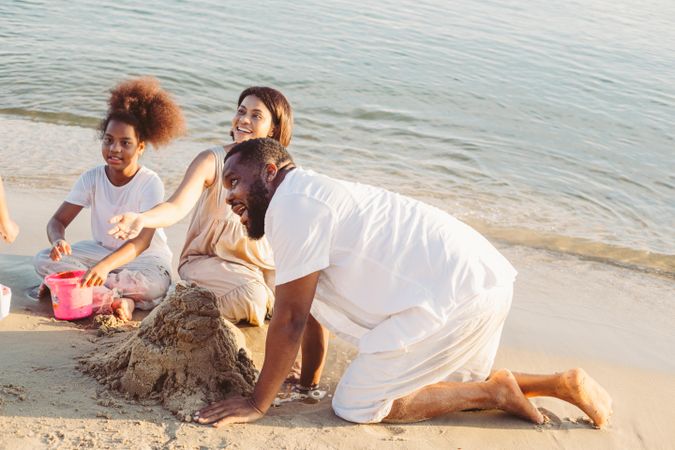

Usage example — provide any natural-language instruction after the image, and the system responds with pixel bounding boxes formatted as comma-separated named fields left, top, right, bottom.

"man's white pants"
left=332, top=284, right=513, bottom=423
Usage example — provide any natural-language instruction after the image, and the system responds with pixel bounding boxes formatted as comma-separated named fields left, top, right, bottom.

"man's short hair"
left=225, top=137, right=294, bottom=169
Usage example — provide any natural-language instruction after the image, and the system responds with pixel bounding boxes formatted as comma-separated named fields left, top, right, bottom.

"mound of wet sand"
left=79, top=283, right=258, bottom=421
left=92, top=314, right=135, bottom=336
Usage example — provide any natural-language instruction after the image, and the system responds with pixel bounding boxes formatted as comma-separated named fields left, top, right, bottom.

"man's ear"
left=264, top=162, right=278, bottom=182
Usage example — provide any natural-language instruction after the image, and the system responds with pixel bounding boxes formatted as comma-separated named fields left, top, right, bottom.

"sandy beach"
left=1, top=188, right=674, bottom=450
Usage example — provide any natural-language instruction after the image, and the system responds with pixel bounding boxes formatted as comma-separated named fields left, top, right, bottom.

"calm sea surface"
left=0, top=0, right=673, bottom=275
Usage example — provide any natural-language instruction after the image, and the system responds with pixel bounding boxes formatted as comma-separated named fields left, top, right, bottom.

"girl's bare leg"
left=385, top=369, right=544, bottom=424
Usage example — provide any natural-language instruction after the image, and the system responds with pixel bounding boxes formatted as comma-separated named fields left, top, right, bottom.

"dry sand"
left=1, top=188, right=674, bottom=449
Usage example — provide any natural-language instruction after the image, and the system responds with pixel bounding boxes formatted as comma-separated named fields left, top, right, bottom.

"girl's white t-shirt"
left=266, top=168, right=517, bottom=354
left=65, top=165, right=171, bottom=259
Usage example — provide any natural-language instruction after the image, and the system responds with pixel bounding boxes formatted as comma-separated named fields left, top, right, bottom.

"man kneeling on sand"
left=195, top=138, right=613, bottom=427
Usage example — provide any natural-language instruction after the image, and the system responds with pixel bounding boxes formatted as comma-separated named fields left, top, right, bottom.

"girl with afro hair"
left=34, top=77, right=186, bottom=320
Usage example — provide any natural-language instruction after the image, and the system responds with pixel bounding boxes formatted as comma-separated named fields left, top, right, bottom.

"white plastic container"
left=0, top=284, right=10, bottom=320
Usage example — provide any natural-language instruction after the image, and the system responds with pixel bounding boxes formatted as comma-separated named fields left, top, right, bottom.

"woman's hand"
left=194, top=396, right=265, bottom=427
left=50, top=239, right=71, bottom=261
left=0, top=218, right=19, bottom=243
left=108, top=212, right=145, bottom=240
left=82, top=262, right=111, bottom=288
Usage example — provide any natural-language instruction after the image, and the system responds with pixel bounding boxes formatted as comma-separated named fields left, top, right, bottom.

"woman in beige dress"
left=107, top=86, right=293, bottom=325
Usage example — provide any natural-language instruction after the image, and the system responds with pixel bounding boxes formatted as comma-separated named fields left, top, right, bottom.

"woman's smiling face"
left=231, top=95, right=275, bottom=143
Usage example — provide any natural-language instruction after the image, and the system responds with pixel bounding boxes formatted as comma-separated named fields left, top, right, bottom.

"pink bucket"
left=44, top=270, right=93, bottom=320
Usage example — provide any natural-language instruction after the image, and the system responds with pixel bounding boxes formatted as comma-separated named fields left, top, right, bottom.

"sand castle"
left=79, top=283, right=258, bottom=422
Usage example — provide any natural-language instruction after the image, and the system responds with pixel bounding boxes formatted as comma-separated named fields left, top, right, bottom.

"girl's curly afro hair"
left=99, top=77, right=186, bottom=148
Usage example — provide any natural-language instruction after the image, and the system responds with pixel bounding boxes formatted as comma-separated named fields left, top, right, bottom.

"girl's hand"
left=194, top=396, right=265, bottom=427
left=0, top=218, right=19, bottom=243
left=50, top=239, right=71, bottom=261
left=82, top=262, right=110, bottom=288
left=108, top=212, right=145, bottom=240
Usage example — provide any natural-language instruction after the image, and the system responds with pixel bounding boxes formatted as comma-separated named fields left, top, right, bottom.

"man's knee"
left=331, top=381, right=391, bottom=424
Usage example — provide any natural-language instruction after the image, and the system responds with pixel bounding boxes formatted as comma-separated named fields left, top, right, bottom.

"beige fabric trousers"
left=178, top=255, right=273, bottom=326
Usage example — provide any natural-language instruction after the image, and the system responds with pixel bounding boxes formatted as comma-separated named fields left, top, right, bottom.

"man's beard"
left=245, top=178, right=271, bottom=240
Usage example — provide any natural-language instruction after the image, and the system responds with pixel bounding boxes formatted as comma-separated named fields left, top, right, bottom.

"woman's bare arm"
left=108, top=150, right=218, bottom=239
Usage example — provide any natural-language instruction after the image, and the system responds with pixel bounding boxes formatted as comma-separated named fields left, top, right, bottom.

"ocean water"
left=0, top=0, right=673, bottom=276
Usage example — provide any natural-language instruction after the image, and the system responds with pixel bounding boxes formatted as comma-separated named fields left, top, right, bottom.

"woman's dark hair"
left=230, top=86, right=293, bottom=147
left=98, top=77, right=186, bottom=148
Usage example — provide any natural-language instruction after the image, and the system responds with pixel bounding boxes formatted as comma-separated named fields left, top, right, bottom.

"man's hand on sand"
left=108, top=212, right=145, bottom=240
left=194, top=396, right=264, bottom=427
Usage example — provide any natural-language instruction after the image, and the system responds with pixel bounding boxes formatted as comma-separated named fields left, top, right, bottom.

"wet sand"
left=1, top=188, right=674, bottom=449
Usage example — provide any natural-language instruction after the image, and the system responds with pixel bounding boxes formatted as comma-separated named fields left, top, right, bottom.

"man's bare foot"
left=111, top=298, right=135, bottom=321
left=557, top=368, right=613, bottom=428
left=489, top=369, right=545, bottom=424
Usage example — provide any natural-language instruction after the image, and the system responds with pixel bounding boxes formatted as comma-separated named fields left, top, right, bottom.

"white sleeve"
left=139, top=174, right=165, bottom=212
left=64, top=170, right=94, bottom=207
left=267, top=194, right=334, bottom=285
